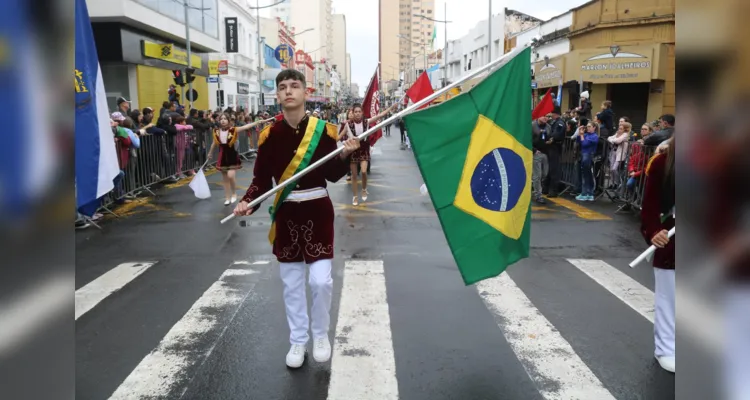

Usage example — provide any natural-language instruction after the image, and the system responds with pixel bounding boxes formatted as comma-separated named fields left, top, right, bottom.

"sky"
left=264, top=0, right=585, bottom=97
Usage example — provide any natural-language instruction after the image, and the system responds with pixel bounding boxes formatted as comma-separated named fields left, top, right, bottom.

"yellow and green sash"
left=268, top=117, right=327, bottom=244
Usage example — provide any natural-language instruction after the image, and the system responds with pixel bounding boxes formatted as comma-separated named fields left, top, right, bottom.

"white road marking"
left=108, top=268, right=259, bottom=400
left=567, top=259, right=655, bottom=323
left=328, top=260, right=399, bottom=400
left=0, top=273, right=72, bottom=356
left=477, top=274, right=616, bottom=400
left=75, top=262, right=157, bottom=320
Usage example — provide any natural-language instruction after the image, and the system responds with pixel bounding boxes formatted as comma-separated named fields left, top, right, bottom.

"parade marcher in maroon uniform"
left=233, top=69, right=360, bottom=368
left=341, top=102, right=397, bottom=205
left=207, top=114, right=267, bottom=206
left=640, top=137, right=675, bottom=373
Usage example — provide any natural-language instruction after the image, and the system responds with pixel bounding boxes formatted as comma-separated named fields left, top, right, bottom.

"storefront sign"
left=571, top=45, right=655, bottom=84
left=237, top=82, right=250, bottom=95
left=142, top=41, right=201, bottom=68
left=208, top=60, right=229, bottom=75
left=207, top=76, right=219, bottom=83
left=533, top=56, right=565, bottom=88
left=262, top=79, right=275, bottom=89
left=274, top=44, right=293, bottom=64
left=225, top=17, right=238, bottom=53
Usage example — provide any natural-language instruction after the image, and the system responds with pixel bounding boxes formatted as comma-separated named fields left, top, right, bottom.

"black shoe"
left=535, top=197, right=547, bottom=204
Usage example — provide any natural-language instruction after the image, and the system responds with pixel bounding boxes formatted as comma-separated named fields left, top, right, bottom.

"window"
left=135, top=0, right=218, bottom=38
left=427, top=9, right=432, bottom=14
left=413, top=6, right=419, bottom=9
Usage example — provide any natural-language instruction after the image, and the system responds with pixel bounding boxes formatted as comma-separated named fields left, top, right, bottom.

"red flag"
left=362, top=65, right=382, bottom=146
left=532, top=89, right=554, bottom=120
left=406, top=72, right=434, bottom=110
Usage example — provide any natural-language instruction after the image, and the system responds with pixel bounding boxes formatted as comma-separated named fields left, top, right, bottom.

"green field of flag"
left=403, top=47, right=533, bottom=285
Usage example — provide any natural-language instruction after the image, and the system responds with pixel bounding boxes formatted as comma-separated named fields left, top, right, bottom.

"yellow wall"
left=570, top=0, right=675, bottom=121
left=136, top=65, right=208, bottom=112
left=572, top=0, right=675, bottom=32
left=590, top=83, right=608, bottom=116
left=561, top=88, right=570, bottom=112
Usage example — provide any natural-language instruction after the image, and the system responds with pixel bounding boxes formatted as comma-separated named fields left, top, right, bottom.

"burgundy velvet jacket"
left=640, top=154, right=675, bottom=269
left=241, top=116, right=350, bottom=263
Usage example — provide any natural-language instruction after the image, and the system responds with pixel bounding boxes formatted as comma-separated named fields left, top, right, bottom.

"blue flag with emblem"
left=75, top=0, right=120, bottom=216
left=403, top=47, right=532, bottom=285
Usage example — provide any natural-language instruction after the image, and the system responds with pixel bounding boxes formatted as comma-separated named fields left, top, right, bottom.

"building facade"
left=87, top=0, right=221, bottom=112
left=442, top=10, right=522, bottom=90
left=566, top=0, right=675, bottom=127
left=345, top=53, right=352, bottom=89
left=290, top=0, right=333, bottom=62
left=331, top=14, right=348, bottom=89
left=350, top=83, right=360, bottom=98
left=207, top=0, right=260, bottom=112
left=268, top=0, right=291, bottom=25
left=379, top=0, right=435, bottom=83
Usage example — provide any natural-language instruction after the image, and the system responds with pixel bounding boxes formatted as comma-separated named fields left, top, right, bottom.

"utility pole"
left=444, top=2, right=448, bottom=87
left=487, top=0, right=492, bottom=65
left=183, top=0, right=194, bottom=108
left=256, top=0, right=263, bottom=113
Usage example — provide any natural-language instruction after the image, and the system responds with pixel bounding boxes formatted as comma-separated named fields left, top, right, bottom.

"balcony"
left=227, top=53, right=256, bottom=71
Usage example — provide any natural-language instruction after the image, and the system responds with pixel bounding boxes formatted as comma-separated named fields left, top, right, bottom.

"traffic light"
left=185, top=67, right=196, bottom=84
left=172, top=70, right=184, bottom=86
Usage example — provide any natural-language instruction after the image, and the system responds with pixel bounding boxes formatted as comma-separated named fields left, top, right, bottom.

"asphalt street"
left=75, top=127, right=678, bottom=400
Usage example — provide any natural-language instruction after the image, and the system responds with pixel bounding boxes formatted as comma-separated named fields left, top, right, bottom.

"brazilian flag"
left=403, top=47, right=532, bottom=285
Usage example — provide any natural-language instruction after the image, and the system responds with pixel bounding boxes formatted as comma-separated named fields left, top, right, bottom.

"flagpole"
left=220, top=41, right=533, bottom=224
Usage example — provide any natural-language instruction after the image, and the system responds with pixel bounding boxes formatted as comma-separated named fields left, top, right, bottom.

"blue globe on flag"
left=470, top=148, right=526, bottom=212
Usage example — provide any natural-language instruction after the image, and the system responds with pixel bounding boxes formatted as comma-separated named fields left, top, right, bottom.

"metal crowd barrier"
left=558, top=135, right=659, bottom=212
left=95, top=126, right=262, bottom=218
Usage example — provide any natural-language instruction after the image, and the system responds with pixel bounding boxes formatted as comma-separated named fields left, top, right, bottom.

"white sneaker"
left=230, top=195, right=237, bottom=204
left=312, top=337, right=331, bottom=363
left=656, top=355, right=675, bottom=373
left=361, top=189, right=368, bottom=202
left=286, top=344, right=307, bottom=368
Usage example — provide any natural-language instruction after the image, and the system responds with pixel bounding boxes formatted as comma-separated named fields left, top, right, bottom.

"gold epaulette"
left=258, top=124, right=272, bottom=147
left=325, top=123, right=339, bottom=141
left=645, top=153, right=662, bottom=176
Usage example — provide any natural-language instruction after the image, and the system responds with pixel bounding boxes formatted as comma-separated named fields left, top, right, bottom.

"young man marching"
left=233, top=69, right=360, bottom=368
left=341, top=102, right=397, bottom=205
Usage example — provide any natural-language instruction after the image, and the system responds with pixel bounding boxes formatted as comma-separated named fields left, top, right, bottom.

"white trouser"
left=724, top=285, right=750, bottom=400
left=653, top=268, right=675, bottom=357
left=279, top=259, right=333, bottom=345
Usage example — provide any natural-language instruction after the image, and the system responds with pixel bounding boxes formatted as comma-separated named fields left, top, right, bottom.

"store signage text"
left=142, top=41, right=202, bottom=68
left=209, top=60, right=229, bottom=75
left=237, top=82, right=250, bottom=95
left=225, top=17, right=238, bottom=53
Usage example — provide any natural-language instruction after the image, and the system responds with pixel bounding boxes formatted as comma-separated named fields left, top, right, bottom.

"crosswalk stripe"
left=567, top=259, right=655, bottom=323
left=75, top=262, right=157, bottom=320
left=328, top=260, right=399, bottom=400
left=108, top=268, right=259, bottom=400
left=477, top=274, right=616, bottom=400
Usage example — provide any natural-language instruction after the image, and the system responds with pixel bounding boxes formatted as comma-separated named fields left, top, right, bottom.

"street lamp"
left=397, top=34, right=427, bottom=76
left=414, top=5, right=452, bottom=87
left=179, top=0, right=214, bottom=108
left=306, top=46, right=327, bottom=101
left=394, top=51, right=421, bottom=86
left=292, top=28, right=314, bottom=37
left=249, top=0, right=288, bottom=112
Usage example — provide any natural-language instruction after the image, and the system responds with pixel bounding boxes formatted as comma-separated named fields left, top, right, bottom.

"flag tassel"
left=220, top=41, right=535, bottom=224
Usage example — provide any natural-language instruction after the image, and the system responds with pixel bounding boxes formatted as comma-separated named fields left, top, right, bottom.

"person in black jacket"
left=188, top=108, right=211, bottom=170
left=531, top=115, right=549, bottom=203
left=546, top=106, right=566, bottom=197
left=598, top=100, right=615, bottom=138
left=643, top=114, right=675, bottom=146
